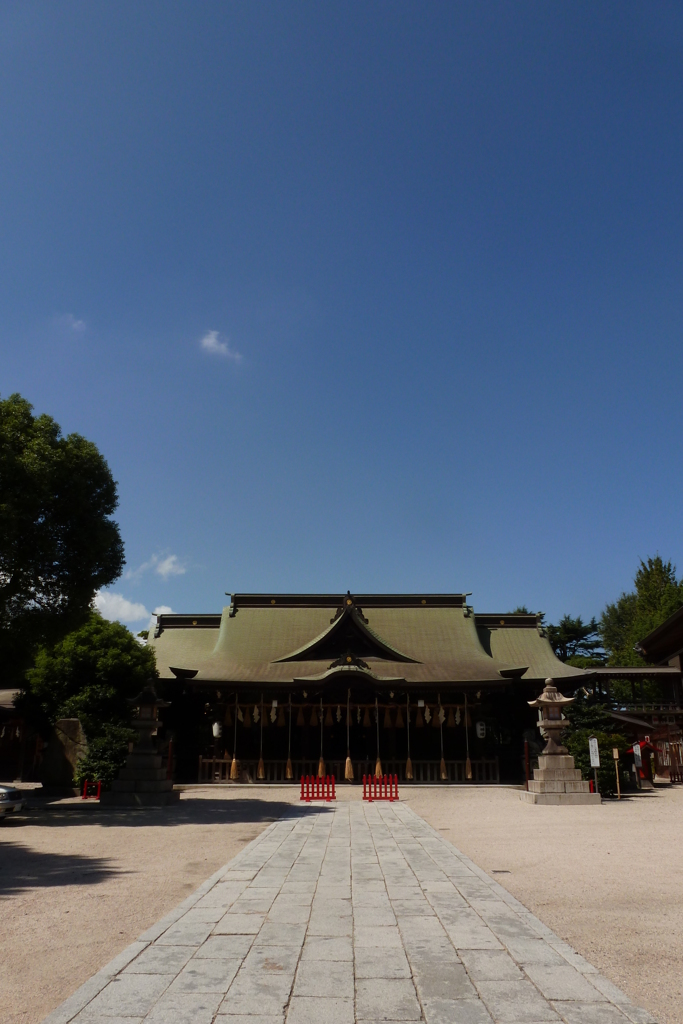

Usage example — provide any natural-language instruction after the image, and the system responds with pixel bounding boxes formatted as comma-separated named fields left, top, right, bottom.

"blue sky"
left=2, top=1, right=682, bottom=629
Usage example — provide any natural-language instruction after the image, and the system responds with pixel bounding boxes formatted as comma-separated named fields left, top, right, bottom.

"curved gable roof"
left=475, top=614, right=585, bottom=683
left=149, top=595, right=586, bottom=689
left=274, top=603, right=418, bottom=664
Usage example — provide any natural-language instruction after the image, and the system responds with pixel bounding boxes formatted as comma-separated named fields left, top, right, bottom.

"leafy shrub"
left=73, top=725, right=136, bottom=789
left=566, top=729, right=629, bottom=798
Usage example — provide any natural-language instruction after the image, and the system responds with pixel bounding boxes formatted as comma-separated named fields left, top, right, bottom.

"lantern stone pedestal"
left=520, top=678, right=601, bottom=805
left=520, top=753, right=600, bottom=804
left=101, top=683, right=179, bottom=807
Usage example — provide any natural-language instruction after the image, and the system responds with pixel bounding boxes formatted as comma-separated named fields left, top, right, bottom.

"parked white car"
left=0, top=785, right=25, bottom=817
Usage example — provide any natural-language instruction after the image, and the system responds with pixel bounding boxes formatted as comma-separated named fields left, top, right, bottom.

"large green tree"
left=0, top=394, right=124, bottom=683
left=601, top=557, right=683, bottom=666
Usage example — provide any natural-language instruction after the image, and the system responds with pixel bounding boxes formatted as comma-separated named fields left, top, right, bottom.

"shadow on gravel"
left=0, top=799, right=329, bottom=894
left=0, top=841, right=124, bottom=895
left=5, top=797, right=327, bottom=830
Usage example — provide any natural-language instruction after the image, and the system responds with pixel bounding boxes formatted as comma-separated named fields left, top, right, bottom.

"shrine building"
left=149, top=592, right=588, bottom=784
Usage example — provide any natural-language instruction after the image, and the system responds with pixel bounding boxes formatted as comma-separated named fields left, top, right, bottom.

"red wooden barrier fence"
left=300, top=775, right=336, bottom=802
left=362, top=774, right=399, bottom=802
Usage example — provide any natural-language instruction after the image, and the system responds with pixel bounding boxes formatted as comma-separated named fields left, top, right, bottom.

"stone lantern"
left=101, top=681, right=180, bottom=806
left=528, top=680, right=574, bottom=755
left=520, top=678, right=600, bottom=805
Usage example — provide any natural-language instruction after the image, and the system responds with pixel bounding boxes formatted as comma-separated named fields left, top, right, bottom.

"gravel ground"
left=1, top=784, right=681, bottom=1024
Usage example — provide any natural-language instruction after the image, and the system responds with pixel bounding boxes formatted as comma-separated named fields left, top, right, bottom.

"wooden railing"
left=197, top=757, right=499, bottom=784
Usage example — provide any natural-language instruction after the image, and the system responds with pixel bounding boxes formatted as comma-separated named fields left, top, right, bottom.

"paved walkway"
left=44, top=802, right=656, bottom=1024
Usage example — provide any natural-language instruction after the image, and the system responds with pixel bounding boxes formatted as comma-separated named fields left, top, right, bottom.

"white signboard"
left=633, top=743, right=642, bottom=768
left=588, top=736, right=600, bottom=768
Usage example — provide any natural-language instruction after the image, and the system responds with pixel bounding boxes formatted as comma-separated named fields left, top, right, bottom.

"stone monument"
left=101, top=681, right=179, bottom=806
left=520, top=678, right=600, bottom=805
left=41, top=718, right=88, bottom=789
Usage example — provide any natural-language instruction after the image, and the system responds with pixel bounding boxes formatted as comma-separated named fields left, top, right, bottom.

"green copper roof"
left=476, top=616, right=585, bottom=681
left=149, top=594, right=585, bottom=688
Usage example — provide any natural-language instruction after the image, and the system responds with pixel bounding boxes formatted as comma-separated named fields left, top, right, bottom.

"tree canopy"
left=22, top=613, right=156, bottom=736
left=600, top=557, right=683, bottom=666
left=546, top=615, right=605, bottom=667
left=0, top=394, right=124, bottom=682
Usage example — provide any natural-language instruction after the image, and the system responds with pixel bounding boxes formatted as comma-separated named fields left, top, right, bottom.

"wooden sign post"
left=588, top=736, right=600, bottom=795
left=612, top=747, right=621, bottom=800
left=633, top=742, right=642, bottom=790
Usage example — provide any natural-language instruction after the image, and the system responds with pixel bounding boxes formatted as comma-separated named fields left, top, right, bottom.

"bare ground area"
left=1, top=784, right=681, bottom=1024
left=401, top=785, right=683, bottom=1024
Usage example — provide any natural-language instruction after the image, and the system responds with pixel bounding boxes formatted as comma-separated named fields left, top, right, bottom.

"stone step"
left=110, top=779, right=175, bottom=794
left=520, top=791, right=602, bottom=805
left=118, top=768, right=168, bottom=782
left=565, top=780, right=592, bottom=793
left=533, top=768, right=582, bottom=781
left=528, top=779, right=591, bottom=794
left=100, top=789, right=180, bottom=806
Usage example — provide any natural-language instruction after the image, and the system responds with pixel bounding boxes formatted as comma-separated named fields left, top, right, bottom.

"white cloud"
left=147, top=604, right=174, bottom=634
left=125, top=552, right=186, bottom=582
left=200, top=329, right=242, bottom=362
left=94, top=591, right=150, bottom=623
left=155, top=554, right=185, bottom=580
left=95, top=593, right=178, bottom=635
left=55, top=313, right=86, bottom=333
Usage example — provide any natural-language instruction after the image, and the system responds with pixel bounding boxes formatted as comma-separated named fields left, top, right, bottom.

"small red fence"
left=300, top=775, right=336, bottom=802
left=81, top=780, right=101, bottom=800
left=363, top=774, right=399, bottom=802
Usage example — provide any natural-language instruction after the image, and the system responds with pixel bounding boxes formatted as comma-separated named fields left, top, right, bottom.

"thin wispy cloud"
left=200, top=329, right=242, bottom=362
left=55, top=313, right=86, bottom=333
left=125, top=551, right=186, bottom=582
left=155, top=554, right=185, bottom=580
left=94, top=591, right=150, bottom=623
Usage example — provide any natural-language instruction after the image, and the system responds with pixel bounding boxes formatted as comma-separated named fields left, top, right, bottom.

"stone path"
left=43, top=802, right=656, bottom=1024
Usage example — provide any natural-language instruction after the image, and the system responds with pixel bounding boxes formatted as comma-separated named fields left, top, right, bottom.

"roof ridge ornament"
left=330, top=592, right=368, bottom=624
left=329, top=652, right=370, bottom=670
